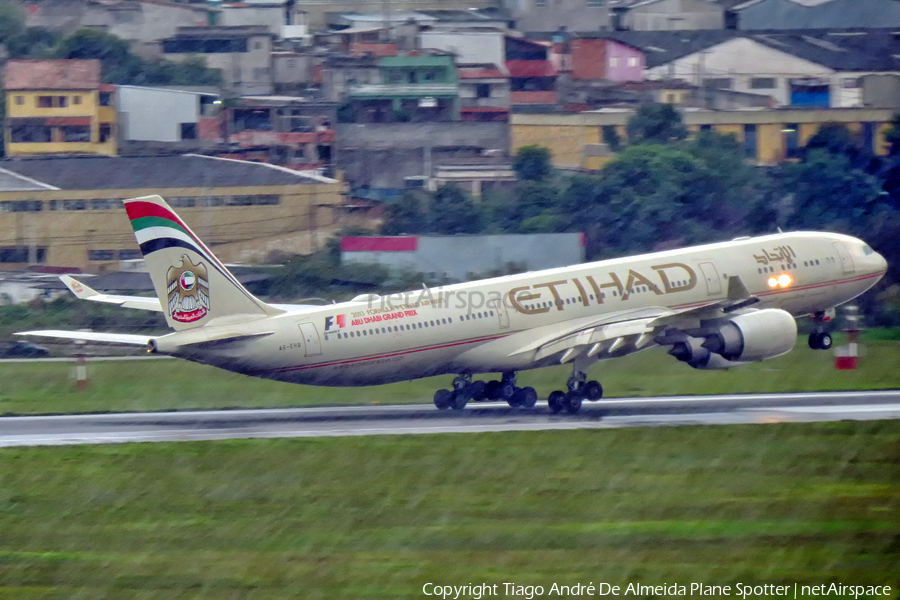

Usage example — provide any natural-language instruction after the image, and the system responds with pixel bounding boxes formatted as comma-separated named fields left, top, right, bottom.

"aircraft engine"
left=668, top=335, right=711, bottom=368
left=668, top=309, right=797, bottom=369
left=701, top=309, right=797, bottom=362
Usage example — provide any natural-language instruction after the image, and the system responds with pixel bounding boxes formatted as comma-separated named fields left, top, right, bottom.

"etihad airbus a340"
left=19, top=195, right=887, bottom=413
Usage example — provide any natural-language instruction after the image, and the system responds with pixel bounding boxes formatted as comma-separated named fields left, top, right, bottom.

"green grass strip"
left=0, top=341, right=898, bottom=415
left=0, top=422, right=897, bottom=597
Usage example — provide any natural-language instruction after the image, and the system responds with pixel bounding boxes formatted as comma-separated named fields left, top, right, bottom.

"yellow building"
left=512, top=107, right=897, bottom=170
left=0, top=155, right=342, bottom=272
left=3, top=59, right=117, bottom=157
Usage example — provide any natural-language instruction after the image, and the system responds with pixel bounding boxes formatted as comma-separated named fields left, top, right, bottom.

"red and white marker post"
left=834, top=305, right=860, bottom=370
left=75, top=353, right=88, bottom=392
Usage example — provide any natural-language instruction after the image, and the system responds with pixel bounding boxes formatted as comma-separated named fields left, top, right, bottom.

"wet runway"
left=0, top=390, right=897, bottom=447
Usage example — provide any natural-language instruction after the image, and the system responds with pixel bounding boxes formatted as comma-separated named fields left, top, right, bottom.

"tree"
left=480, top=188, right=520, bottom=233
left=602, top=125, right=622, bottom=152
left=683, top=130, right=769, bottom=231
left=380, top=192, right=426, bottom=235
left=882, top=114, right=900, bottom=209
left=515, top=181, right=560, bottom=224
left=803, top=122, right=878, bottom=173
left=54, top=29, right=144, bottom=83
left=0, top=2, right=26, bottom=47
left=885, top=113, right=900, bottom=158
left=626, top=102, right=688, bottom=145
left=513, top=145, right=553, bottom=181
left=142, top=55, right=223, bottom=87
left=53, top=29, right=221, bottom=86
left=782, top=149, right=882, bottom=230
left=429, top=185, right=482, bottom=235
left=6, top=27, right=60, bottom=59
left=579, top=140, right=763, bottom=257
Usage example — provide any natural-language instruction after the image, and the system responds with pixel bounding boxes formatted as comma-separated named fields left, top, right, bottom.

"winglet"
left=60, top=275, right=100, bottom=300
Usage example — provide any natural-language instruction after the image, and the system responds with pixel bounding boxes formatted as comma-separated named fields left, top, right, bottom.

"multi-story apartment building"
left=3, top=59, right=117, bottom=157
left=160, top=26, right=274, bottom=96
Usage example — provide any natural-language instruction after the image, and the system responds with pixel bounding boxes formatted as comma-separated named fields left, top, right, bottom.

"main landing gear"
left=434, top=372, right=538, bottom=411
left=547, top=368, right=602, bottom=415
left=808, top=310, right=834, bottom=350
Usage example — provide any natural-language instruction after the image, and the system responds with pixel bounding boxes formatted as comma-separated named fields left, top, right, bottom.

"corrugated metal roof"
left=3, top=60, right=101, bottom=91
left=0, top=167, right=59, bottom=192
left=730, top=0, right=900, bottom=29
left=595, top=29, right=900, bottom=71
left=0, top=155, right=331, bottom=190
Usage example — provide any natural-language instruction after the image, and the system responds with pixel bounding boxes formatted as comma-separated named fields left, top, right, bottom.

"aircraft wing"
left=60, top=276, right=326, bottom=314
left=511, top=276, right=759, bottom=364
left=60, top=275, right=163, bottom=312
left=15, top=330, right=150, bottom=346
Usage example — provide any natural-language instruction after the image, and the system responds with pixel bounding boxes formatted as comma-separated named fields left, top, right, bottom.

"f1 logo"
left=324, top=314, right=346, bottom=332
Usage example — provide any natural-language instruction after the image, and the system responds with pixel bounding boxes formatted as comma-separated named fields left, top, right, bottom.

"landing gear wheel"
left=517, top=386, right=538, bottom=409
left=808, top=331, right=833, bottom=350
left=583, top=380, right=603, bottom=401
left=434, top=389, right=452, bottom=410
left=469, top=380, right=487, bottom=401
left=548, top=390, right=565, bottom=414
left=484, top=380, right=501, bottom=400
left=563, top=392, right=583, bottom=414
left=507, top=389, right=521, bottom=408
left=808, top=331, right=822, bottom=349
left=450, top=388, right=470, bottom=410
left=498, top=382, right=516, bottom=401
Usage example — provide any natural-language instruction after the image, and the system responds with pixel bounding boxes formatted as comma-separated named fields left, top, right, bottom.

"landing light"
left=768, top=274, right=793, bottom=288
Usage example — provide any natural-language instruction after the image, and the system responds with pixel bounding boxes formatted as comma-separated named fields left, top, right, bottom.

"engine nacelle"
left=688, top=353, right=751, bottom=370
left=702, top=309, right=797, bottom=362
left=669, top=338, right=752, bottom=370
left=668, top=336, right=711, bottom=368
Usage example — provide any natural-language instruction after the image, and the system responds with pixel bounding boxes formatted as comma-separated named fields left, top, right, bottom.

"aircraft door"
left=832, top=242, right=854, bottom=275
left=298, top=322, right=322, bottom=357
left=698, top=262, right=722, bottom=295
left=490, top=297, right=510, bottom=329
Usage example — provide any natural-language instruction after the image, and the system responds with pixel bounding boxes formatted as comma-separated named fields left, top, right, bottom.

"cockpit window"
left=862, top=244, right=875, bottom=256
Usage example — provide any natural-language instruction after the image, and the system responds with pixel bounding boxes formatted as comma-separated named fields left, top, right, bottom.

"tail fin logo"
left=167, top=255, right=210, bottom=323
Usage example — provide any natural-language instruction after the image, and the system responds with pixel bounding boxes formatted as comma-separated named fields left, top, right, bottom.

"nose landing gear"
left=808, top=310, right=834, bottom=350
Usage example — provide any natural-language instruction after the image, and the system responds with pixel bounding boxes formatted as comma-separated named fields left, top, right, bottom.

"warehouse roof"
left=0, top=154, right=332, bottom=190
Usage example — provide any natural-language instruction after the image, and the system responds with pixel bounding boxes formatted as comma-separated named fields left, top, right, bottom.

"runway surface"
left=0, top=390, right=898, bottom=447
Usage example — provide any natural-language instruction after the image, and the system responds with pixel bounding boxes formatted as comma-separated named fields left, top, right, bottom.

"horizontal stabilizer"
left=61, top=275, right=163, bottom=312
left=15, top=330, right=150, bottom=346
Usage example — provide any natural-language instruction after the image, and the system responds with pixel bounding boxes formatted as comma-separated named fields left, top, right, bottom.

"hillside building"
left=3, top=59, right=117, bottom=158
left=511, top=107, right=897, bottom=170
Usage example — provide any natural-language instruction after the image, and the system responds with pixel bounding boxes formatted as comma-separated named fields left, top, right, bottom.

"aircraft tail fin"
left=123, top=195, right=281, bottom=331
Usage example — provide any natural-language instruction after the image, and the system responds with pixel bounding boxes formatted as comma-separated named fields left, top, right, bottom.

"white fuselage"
left=167, top=232, right=887, bottom=386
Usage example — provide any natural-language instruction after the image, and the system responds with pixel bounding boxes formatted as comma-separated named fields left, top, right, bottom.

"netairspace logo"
left=421, top=582, right=893, bottom=599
